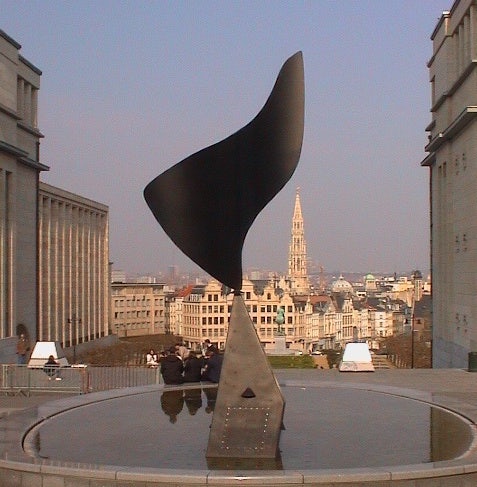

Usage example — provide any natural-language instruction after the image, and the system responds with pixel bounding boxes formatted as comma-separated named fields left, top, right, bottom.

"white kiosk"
left=28, top=341, right=69, bottom=368
left=339, top=342, right=375, bottom=372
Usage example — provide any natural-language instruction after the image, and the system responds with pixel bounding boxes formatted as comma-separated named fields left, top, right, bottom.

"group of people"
left=146, top=340, right=223, bottom=385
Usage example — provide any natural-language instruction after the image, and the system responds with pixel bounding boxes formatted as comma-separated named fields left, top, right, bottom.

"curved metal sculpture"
left=144, top=52, right=304, bottom=291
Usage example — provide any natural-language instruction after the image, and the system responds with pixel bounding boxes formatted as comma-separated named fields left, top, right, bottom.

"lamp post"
left=67, top=314, right=81, bottom=364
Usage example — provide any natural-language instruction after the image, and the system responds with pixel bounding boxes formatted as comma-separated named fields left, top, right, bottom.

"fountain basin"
left=1, top=376, right=477, bottom=486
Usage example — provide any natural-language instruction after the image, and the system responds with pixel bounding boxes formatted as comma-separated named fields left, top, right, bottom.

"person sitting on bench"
left=44, top=355, right=62, bottom=381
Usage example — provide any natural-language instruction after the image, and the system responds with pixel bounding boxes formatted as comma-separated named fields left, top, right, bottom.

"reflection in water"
left=431, top=406, right=473, bottom=461
left=160, top=390, right=184, bottom=423
left=184, top=388, right=202, bottom=415
left=203, top=387, right=217, bottom=413
left=160, top=388, right=209, bottom=422
left=29, top=386, right=474, bottom=470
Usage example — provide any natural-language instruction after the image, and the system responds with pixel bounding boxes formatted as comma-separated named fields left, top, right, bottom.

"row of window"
left=202, top=291, right=281, bottom=302
left=114, top=299, right=164, bottom=306
left=114, top=311, right=164, bottom=319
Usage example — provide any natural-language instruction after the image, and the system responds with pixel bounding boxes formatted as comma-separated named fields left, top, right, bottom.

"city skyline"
left=3, top=1, right=445, bottom=276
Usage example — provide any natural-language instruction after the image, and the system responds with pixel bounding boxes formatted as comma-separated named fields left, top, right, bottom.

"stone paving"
left=275, top=368, right=477, bottom=424
left=1, top=368, right=477, bottom=486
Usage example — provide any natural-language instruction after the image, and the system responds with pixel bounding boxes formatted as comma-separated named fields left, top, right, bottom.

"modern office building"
left=421, top=0, right=477, bottom=367
left=0, top=31, right=48, bottom=343
left=0, top=30, right=111, bottom=355
left=38, top=182, right=110, bottom=347
left=111, top=282, right=166, bottom=337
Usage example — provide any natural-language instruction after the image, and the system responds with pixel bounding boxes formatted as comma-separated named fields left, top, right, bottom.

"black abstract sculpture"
left=144, top=52, right=304, bottom=291
left=144, top=52, right=304, bottom=460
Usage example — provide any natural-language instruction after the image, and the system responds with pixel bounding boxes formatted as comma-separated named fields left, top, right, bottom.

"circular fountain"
left=23, top=385, right=472, bottom=470
left=1, top=377, right=475, bottom=487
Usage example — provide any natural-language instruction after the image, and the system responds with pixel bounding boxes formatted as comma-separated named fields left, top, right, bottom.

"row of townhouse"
left=110, top=273, right=419, bottom=352
left=155, top=278, right=411, bottom=353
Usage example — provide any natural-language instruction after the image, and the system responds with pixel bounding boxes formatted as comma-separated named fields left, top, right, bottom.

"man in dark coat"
left=201, top=347, right=223, bottom=383
left=183, top=350, right=204, bottom=382
left=160, top=347, right=184, bottom=385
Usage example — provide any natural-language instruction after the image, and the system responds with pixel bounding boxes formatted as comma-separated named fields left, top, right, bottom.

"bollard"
left=468, top=352, right=477, bottom=372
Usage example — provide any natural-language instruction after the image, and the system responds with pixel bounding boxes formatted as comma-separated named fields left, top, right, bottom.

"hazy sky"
left=4, top=1, right=449, bottom=277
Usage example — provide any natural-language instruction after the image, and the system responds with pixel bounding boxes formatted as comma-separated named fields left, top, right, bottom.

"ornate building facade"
left=176, top=278, right=308, bottom=352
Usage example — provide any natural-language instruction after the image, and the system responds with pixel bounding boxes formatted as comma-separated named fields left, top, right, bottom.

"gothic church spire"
left=287, top=188, right=310, bottom=294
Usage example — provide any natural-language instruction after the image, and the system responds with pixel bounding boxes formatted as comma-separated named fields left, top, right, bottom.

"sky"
left=3, top=0, right=450, bottom=278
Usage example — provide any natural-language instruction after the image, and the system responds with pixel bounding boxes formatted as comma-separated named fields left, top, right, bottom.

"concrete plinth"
left=273, top=335, right=287, bottom=354
left=206, top=293, right=285, bottom=459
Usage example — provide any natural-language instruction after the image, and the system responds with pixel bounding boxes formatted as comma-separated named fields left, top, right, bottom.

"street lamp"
left=67, top=314, right=81, bottom=363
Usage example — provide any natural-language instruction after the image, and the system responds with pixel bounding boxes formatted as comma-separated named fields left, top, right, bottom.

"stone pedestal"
left=272, top=334, right=287, bottom=354
left=206, top=294, right=285, bottom=459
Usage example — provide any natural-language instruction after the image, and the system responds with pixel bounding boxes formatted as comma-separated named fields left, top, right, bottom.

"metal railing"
left=85, top=365, right=161, bottom=393
left=0, top=364, right=162, bottom=396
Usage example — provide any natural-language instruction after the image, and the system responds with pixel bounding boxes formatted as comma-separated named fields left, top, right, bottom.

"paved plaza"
left=4, top=367, right=475, bottom=419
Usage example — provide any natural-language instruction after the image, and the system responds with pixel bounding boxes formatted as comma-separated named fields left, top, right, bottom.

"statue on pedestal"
left=275, top=306, right=285, bottom=336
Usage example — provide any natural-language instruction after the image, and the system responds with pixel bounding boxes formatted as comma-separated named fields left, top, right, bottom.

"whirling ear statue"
left=144, top=52, right=304, bottom=291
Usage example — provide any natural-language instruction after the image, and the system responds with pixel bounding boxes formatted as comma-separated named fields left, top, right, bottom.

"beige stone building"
left=177, top=278, right=307, bottom=352
left=111, top=282, right=166, bottom=337
left=38, top=182, right=110, bottom=347
left=0, top=31, right=48, bottom=342
left=421, top=0, right=477, bottom=367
